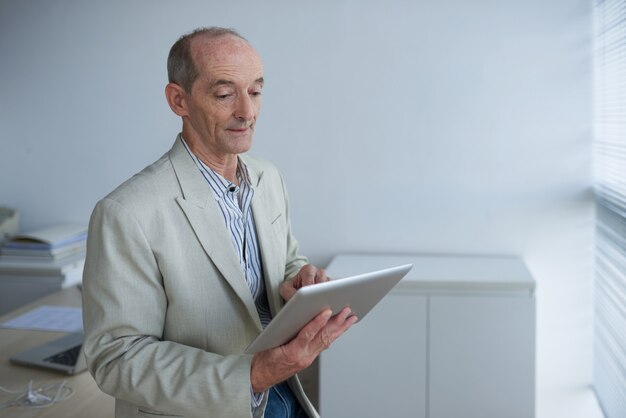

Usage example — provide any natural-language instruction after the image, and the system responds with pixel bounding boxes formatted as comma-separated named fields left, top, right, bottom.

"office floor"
left=539, top=385, right=603, bottom=418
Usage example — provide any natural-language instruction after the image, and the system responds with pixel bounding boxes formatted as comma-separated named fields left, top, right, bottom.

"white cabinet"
left=319, top=254, right=535, bottom=418
left=321, top=292, right=428, bottom=418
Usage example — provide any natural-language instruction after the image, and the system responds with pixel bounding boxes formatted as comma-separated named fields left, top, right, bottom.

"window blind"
left=593, top=0, right=626, bottom=417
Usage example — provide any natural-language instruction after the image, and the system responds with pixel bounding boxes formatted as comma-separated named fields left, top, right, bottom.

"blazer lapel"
left=168, top=137, right=261, bottom=330
left=246, top=159, right=285, bottom=316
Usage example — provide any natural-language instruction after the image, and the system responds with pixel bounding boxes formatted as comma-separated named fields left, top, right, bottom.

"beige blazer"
left=82, top=136, right=319, bottom=418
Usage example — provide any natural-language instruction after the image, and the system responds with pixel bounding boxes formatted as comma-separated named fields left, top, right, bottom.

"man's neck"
left=181, top=135, right=239, bottom=184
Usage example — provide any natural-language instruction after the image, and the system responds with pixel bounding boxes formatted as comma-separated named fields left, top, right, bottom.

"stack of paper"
left=1, top=305, right=83, bottom=332
left=0, top=224, right=87, bottom=315
left=0, top=224, right=87, bottom=261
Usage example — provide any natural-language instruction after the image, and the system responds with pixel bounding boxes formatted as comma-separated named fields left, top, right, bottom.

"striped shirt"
left=181, top=139, right=272, bottom=328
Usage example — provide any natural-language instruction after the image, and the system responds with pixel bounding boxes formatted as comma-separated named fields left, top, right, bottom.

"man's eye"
left=250, top=91, right=262, bottom=97
left=215, top=91, right=234, bottom=99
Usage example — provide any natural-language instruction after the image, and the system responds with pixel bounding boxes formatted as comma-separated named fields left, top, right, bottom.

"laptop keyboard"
left=43, top=344, right=81, bottom=366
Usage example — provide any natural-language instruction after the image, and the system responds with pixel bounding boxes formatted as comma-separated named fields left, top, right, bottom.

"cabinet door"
left=319, top=293, right=428, bottom=418
left=429, top=295, right=535, bottom=418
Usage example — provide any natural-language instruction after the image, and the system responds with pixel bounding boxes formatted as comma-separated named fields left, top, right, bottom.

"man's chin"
left=229, top=136, right=254, bottom=154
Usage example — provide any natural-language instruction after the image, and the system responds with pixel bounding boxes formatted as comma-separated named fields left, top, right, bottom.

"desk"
left=0, top=286, right=114, bottom=418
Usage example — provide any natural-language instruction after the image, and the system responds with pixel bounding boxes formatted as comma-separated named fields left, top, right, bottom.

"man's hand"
left=279, top=264, right=329, bottom=301
left=250, top=307, right=357, bottom=393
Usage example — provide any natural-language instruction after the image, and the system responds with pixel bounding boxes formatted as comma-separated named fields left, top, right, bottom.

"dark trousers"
left=265, top=381, right=309, bottom=418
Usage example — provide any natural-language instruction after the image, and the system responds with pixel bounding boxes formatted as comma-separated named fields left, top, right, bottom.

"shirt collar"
left=180, top=135, right=253, bottom=200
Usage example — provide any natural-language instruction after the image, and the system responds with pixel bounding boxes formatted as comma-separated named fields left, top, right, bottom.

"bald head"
left=167, top=27, right=252, bottom=93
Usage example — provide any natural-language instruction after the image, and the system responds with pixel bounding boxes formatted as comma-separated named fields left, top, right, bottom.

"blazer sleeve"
left=82, top=197, right=256, bottom=418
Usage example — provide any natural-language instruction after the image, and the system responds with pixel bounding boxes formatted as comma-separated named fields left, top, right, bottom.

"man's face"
left=182, top=35, right=264, bottom=160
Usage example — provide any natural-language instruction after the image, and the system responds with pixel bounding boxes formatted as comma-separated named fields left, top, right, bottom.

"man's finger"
left=293, top=309, right=332, bottom=344
left=297, top=264, right=317, bottom=287
left=315, top=268, right=329, bottom=284
left=314, top=308, right=357, bottom=350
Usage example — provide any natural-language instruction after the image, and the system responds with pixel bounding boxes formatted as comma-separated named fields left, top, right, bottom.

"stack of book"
left=0, top=224, right=87, bottom=262
left=0, top=224, right=87, bottom=315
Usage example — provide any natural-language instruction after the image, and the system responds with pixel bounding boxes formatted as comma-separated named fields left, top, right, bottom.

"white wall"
left=0, top=1, right=595, bottom=416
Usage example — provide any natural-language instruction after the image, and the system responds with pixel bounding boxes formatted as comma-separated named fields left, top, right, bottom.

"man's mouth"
left=227, top=125, right=253, bottom=133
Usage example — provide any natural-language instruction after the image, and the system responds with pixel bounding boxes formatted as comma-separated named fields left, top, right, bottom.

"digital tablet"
left=245, top=263, right=413, bottom=353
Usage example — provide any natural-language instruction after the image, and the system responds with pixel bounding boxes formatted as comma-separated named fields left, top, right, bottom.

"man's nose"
left=234, top=94, right=255, bottom=121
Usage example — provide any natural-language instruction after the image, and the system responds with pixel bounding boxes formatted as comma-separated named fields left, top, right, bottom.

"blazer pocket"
left=270, top=213, right=287, bottom=236
left=138, top=407, right=182, bottom=418
left=271, top=213, right=283, bottom=225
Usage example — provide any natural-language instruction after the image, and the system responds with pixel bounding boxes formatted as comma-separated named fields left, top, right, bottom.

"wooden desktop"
left=0, top=286, right=114, bottom=418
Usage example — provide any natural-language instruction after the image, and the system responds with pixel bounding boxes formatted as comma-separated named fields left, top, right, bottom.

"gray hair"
left=167, top=27, right=247, bottom=93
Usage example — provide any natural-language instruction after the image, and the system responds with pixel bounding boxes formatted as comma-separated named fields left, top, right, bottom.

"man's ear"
left=165, top=83, right=189, bottom=117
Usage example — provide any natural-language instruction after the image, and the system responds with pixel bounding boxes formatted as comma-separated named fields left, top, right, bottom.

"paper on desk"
left=0, top=305, right=83, bottom=332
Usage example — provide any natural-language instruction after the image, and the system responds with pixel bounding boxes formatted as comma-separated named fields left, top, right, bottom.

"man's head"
left=165, top=27, right=264, bottom=166
left=167, top=27, right=247, bottom=94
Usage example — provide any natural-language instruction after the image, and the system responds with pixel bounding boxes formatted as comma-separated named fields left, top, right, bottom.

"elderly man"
left=82, top=27, right=356, bottom=418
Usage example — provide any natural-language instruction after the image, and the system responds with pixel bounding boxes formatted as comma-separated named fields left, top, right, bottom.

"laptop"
left=10, top=331, right=87, bottom=375
left=245, top=263, right=413, bottom=354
